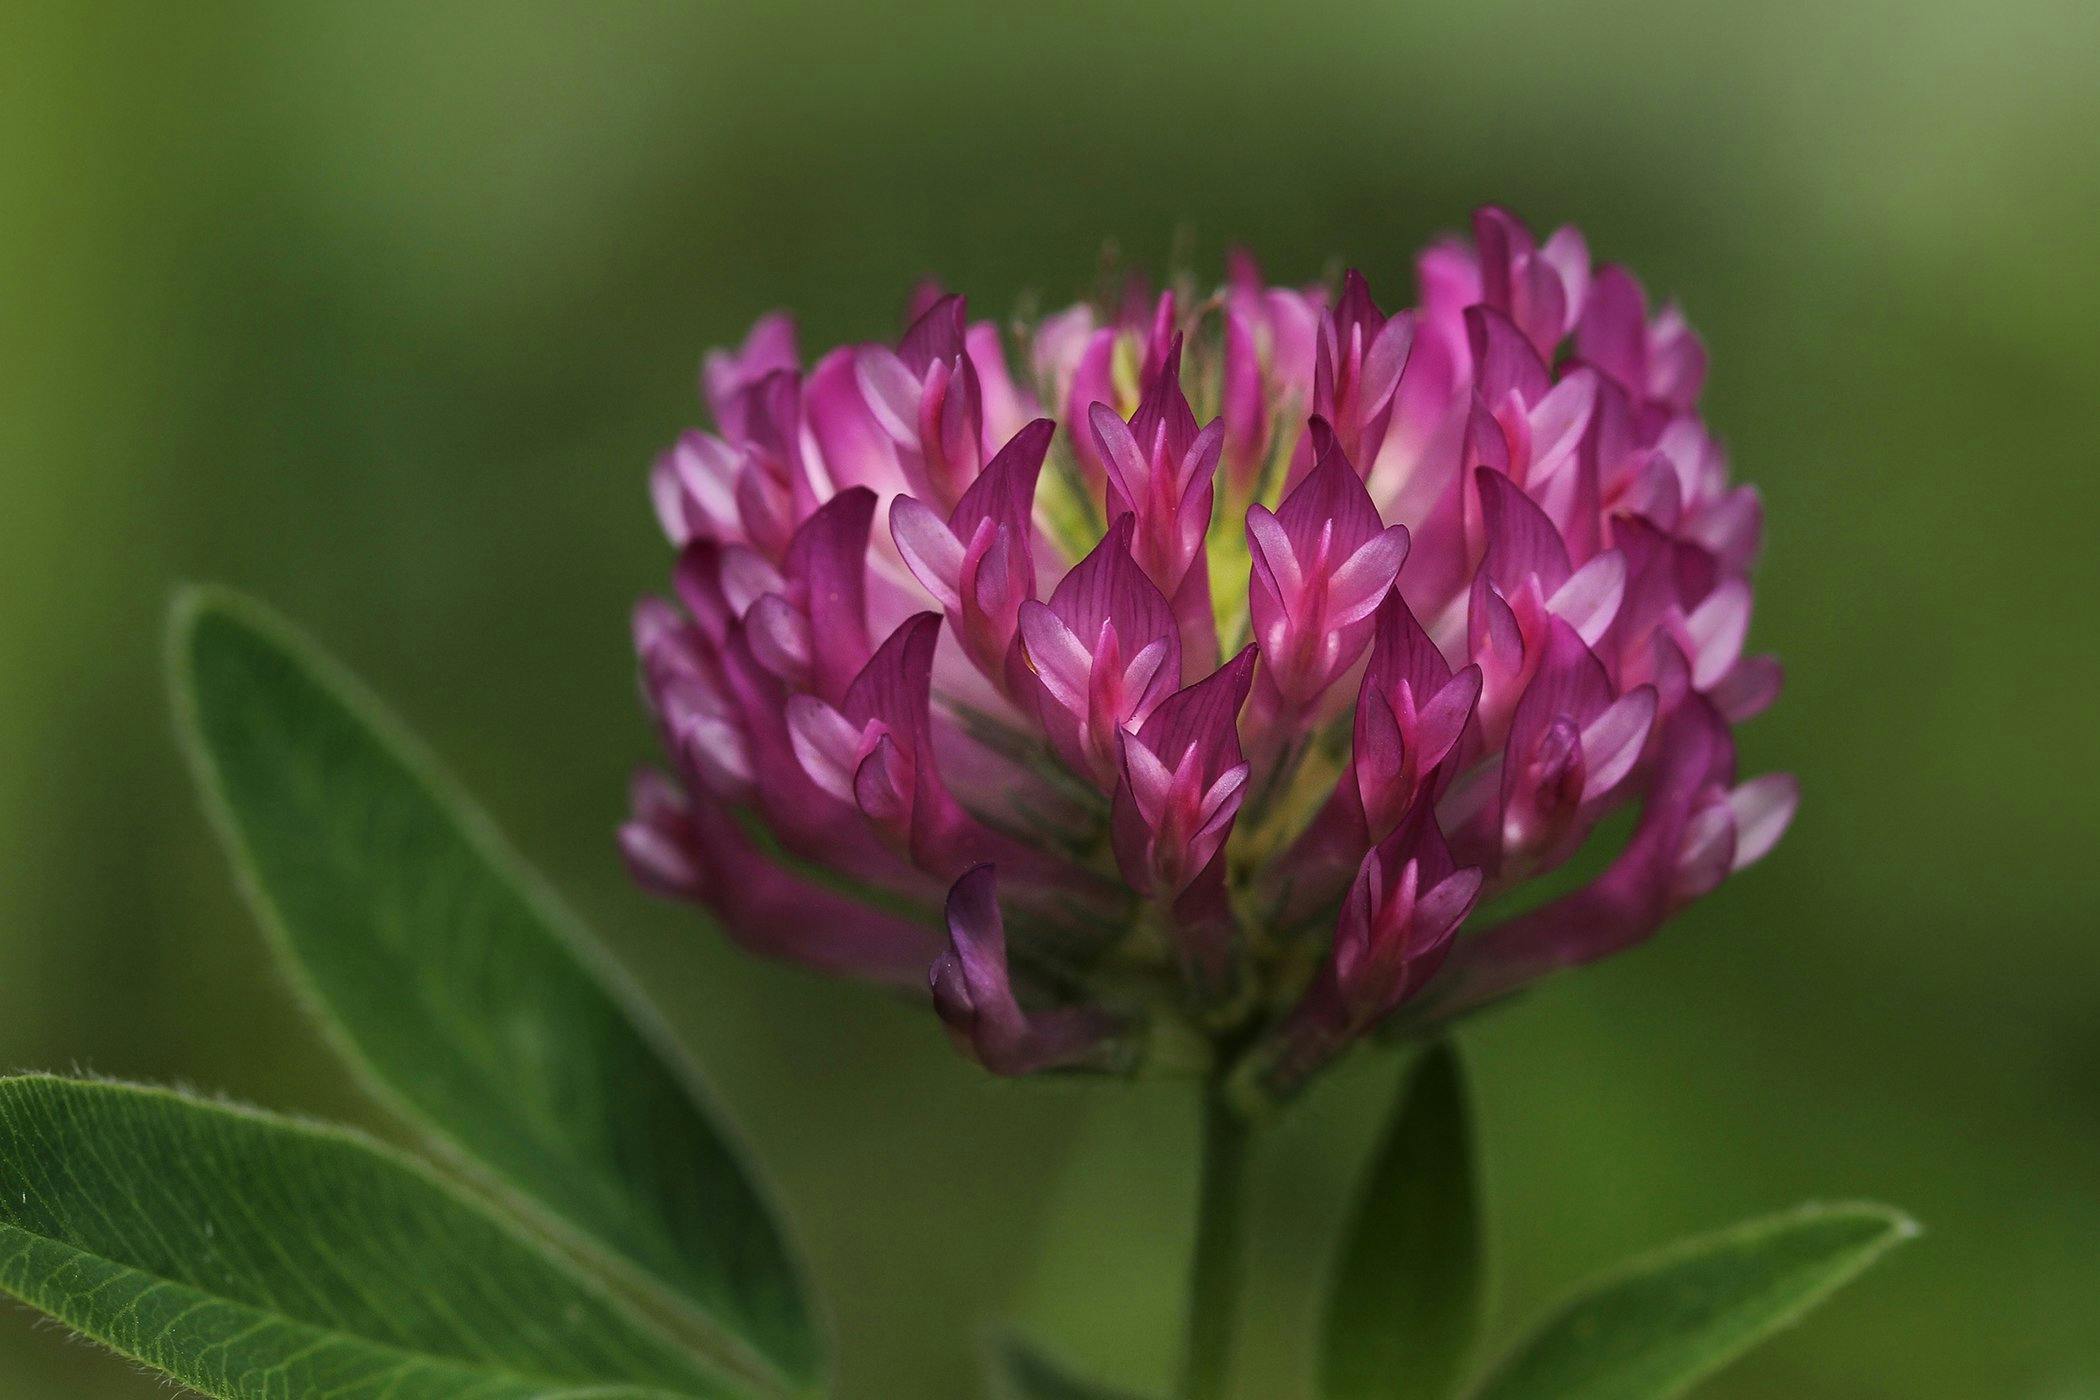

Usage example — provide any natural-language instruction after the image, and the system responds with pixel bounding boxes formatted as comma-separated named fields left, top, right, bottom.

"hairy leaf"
left=1465, top=1201, right=1915, bottom=1399
left=172, top=588, right=818, bottom=1390
left=0, top=1075, right=746, bottom=1400
left=1321, top=1042, right=1485, bottom=1399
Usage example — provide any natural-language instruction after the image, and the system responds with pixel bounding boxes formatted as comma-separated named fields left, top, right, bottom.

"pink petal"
left=744, top=593, right=813, bottom=683
left=1548, top=549, right=1627, bottom=646
left=1016, top=602, right=1091, bottom=713
left=1712, top=653, right=1785, bottom=723
left=1580, top=685, right=1658, bottom=801
left=1575, top=264, right=1648, bottom=390
left=1245, top=505, right=1302, bottom=604
left=1465, top=305, right=1551, bottom=405
left=890, top=495, right=964, bottom=611
left=1687, top=579, right=1752, bottom=689
left=1325, top=525, right=1413, bottom=628
left=1416, top=867, right=1485, bottom=943
left=1727, top=774, right=1798, bottom=871
left=1120, top=733, right=1177, bottom=819
left=1477, top=468, right=1573, bottom=593
left=785, top=696, right=863, bottom=802
left=854, top=346, right=922, bottom=444
left=1539, top=226, right=1591, bottom=327
left=1090, top=400, right=1151, bottom=505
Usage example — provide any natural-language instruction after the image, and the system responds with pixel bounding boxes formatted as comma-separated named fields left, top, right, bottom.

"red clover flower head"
left=623, top=207, right=1794, bottom=1100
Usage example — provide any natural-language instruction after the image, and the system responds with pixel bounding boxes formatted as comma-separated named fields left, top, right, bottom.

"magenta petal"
left=1364, top=589, right=1458, bottom=708
left=1508, top=619, right=1613, bottom=740
left=626, top=782, right=939, bottom=983
left=1111, top=647, right=1259, bottom=898
left=929, top=865, right=1120, bottom=1075
left=1465, top=305, right=1551, bottom=406
left=1043, top=516, right=1177, bottom=678
left=1258, top=801, right=1480, bottom=1093
left=1127, top=333, right=1200, bottom=465
left=843, top=612, right=940, bottom=738
left=966, top=321, right=1037, bottom=444
left=703, top=312, right=800, bottom=435
left=1686, top=578, right=1752, bottom=689
left=954, top=418, right=1051, bottom=535
left=1222, top=307, right=1268, bottom=487
left=1247, top=424, right=1399, bottom=708
left=1352, top=591, right=1479, bottom=840
left=890, top=495, right=964, bottom=611
left=1647, top=307, right=1709, bottom=410
left=1726, top=773, right=1798, bottom=870
left=936, top=418, right=1052, bottom=680
left=1575, top=264, right=1649, bottom=392
left=1686, top=484, right=1764, bottom=572
left=783, top=486, right=876, bottom=701
left=1609, top=513, right=1719, bottom=652
left=1712, top=653, right=1784, bottom=723
left=1477, top=467, right=1573, bottom=594
left=1472, top=205, right=1531, bottom=314
left=899, top=293, right=968, bottom=375
left=1580, top=685, right=1659, bottom=801
left=1436, top=696, right=1737, bottom=1010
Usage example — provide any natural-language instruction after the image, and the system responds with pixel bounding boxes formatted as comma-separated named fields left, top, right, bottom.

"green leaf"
left=1320, top=1042, right=1486, bottom=1400
left=0, top=1074, right=748, bottom=1400
left=1464, top=1201, right=1917, bottom=1400
left=171, top=588, right=819, bottom=1391
left=991, top=1335, right=1152, bottom=1400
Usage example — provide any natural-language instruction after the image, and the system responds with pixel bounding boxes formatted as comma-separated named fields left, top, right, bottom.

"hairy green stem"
left=1179, top=1082, right=1253, bottom=1400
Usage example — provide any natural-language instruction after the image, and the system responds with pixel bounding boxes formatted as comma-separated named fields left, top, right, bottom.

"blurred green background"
left=4, top=2, right=2097, bottom=1395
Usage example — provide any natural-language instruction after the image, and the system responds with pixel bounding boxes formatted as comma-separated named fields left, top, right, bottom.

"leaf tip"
left=1793, top=1198, right=1917, bottom=1231
left=166, top=581, right=269, bottom=710
left=1811, top=1199, right=1921, bottom=1251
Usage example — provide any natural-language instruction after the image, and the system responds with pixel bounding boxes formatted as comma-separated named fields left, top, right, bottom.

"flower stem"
left=1179, top=1081, right=1252, bottom=1400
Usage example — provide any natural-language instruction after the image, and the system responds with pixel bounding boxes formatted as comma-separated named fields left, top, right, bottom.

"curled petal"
left=854, top=347, right=922, bottom=444
left=890, top=495, right=964, bottom=611
left=1112, top=648, right=1259, bottom=898
left=1686, top=578, right=1752, bottom=689
left=785, top=696, right=865, bottom=802
left=1478, top=467, right=1572, bottom=594
left=930, top=865, right=1121, bottom=1075
left=1016, top=603, right=1092, bottom=713
left=1580, top=685, right=1658, bottom=802
left=1727, top=773, right=1798, bottom=871
left=1712, top=653, right=1784, bottom=723
left=625, top=780, right=938, bottom=983
left=1547, top=549, right=1627, bottom=646
left=1326, top=526, right=1413, bottom=629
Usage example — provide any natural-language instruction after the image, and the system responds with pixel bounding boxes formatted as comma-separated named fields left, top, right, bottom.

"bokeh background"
left=5, top=2, right=2097, bottom=1395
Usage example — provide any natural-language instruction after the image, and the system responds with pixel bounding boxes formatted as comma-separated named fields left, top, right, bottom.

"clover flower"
left=623, top=207, right=1794, bottom=1099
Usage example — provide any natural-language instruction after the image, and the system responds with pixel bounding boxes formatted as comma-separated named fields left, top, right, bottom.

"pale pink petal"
left=1727, top=774, right=1798, bottom=871
left=1687, top=578, right=1752, bottom=689
left=1016, top=602, right=1091, bottom=714
left=785, top=696, right=863, bottom=802
left=889, top=495, right=965, bottom=611
left=1245, top=505, right=1302, bottom=603
left=1325, top=525, right=1413, bottom=628
left=1549, top=549, right=1627, bottom=646
left=1580, top=685, right=1657, bottom=801
left=854, top=346, right=922, bottom=444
